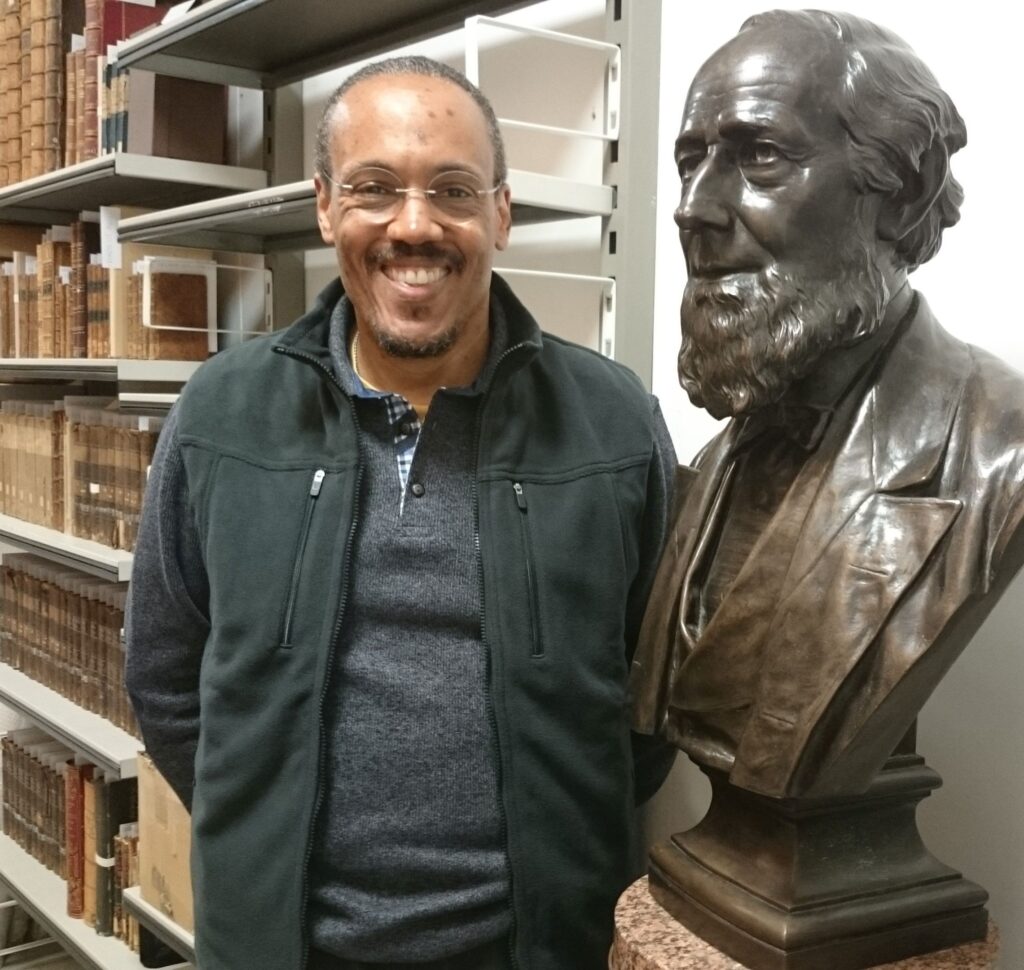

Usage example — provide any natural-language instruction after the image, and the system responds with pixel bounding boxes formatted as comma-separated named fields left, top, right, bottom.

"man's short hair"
left=741, top=10, right=967, bottom=272
left=314, top=55, right=508, bottom=186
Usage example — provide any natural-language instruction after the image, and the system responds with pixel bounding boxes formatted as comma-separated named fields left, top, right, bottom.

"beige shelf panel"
left=114, top=0, right=531, bottom=88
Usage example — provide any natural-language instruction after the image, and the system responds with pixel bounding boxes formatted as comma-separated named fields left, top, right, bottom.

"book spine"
left=82, top=0, right=99, bottom=161
left=4, top=1, right=21, bottom=184
left=64, top=49, right=76, bottom=168
left=64, top=761, right=92, bottom=917
left=37, top=239, right=54, bottom=358
left=70, top=219, right=87, bottom=357
left=82, top=771, right=97, bottom=926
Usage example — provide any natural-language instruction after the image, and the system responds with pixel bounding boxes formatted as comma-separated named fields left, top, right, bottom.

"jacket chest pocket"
left=512, top=481, right=544, bottom=658
left=280, top=468, right=326, bottom=648
left=198, top=456, right=355, bottom=658
left=484, top=468, right=645, bottom=673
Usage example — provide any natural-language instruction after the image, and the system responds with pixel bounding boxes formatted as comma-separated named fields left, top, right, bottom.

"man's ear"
left=876, top=140, right=948, bottom=244
left=314, top=175, right=335, bottom=245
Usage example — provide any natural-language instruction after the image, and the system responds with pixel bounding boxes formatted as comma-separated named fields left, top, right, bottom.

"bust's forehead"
left=682, top=23, right=846, bottom=131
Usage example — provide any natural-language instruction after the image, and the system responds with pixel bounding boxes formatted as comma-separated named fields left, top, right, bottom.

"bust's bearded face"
left=674, top=24, right=889, bottom=420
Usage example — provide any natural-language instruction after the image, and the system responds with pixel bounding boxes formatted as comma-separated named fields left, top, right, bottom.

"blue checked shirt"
left=349, top=374, right=422, bottom=507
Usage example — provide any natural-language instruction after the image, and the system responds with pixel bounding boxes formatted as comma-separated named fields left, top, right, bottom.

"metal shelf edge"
left=0, top=513, right=133, bottom=582
left=0, top=664, right=142, bottom=778
left=122, top=888, right=196, bottom=965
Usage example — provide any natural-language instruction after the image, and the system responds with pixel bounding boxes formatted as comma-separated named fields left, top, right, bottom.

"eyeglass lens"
left=340, top=168, right=496, bottom=219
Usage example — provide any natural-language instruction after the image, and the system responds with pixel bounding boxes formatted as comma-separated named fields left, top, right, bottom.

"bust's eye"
left=738, top=141, right=784, bottom=167
left=677, top=149, right=706, bottom=181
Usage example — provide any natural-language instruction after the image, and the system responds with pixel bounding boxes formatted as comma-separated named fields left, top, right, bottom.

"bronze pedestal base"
left=648, top=756, right=988, bottom=970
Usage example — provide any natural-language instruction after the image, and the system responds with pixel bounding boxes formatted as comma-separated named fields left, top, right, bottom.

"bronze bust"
left=629, top=10, right=1024, bottom=968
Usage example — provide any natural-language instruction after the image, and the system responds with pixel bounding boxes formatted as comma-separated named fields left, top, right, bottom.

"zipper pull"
left=513, top=481, right=527, bottom=511
left=310, top=469, right=326, bottom=497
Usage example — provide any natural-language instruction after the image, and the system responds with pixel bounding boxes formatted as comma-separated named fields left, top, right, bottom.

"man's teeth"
left=387, top=266, right=447, bottom=285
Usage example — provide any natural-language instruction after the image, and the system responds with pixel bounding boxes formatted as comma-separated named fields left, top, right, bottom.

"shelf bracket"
left=464, top=15, right=621, bottom=141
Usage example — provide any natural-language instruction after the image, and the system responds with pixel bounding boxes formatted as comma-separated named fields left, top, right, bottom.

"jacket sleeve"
left=629, top=397, right=678, bottom=804
left=124, top=405, right=209, bottom=811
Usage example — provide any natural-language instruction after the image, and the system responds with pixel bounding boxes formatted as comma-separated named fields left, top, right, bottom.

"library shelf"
left=122, top=887, right=195, bottom=965
left=113, top=0, right=530, bottom=88
left=0, top=664, right=142, bottom=779
left=0, top=359, right=201, bottom=385
left=0, top=154, right=266, bottom=225
left=0, top=835, right=192, bottom=970
left=0, top=514, right=133, bottom=582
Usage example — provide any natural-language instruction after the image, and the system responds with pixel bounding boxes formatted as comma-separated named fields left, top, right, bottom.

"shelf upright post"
left=601, top=0, right=663, bottom=390
left=265, top=82, right=307, bottom=329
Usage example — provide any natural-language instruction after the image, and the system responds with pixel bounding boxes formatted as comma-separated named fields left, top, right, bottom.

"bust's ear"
left=876, top=140, right=948, bottom=244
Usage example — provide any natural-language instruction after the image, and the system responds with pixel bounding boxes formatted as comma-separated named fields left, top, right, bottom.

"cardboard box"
left=137, top=751, right=194, bottom=933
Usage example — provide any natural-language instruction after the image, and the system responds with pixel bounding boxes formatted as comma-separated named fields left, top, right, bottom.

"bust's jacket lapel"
left=630, top=424, right=739, bottom=735
left=731, top=297, right=968, bottom=796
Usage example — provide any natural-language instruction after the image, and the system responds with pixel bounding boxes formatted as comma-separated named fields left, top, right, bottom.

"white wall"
left=648, top=3, right=1024, bottom=964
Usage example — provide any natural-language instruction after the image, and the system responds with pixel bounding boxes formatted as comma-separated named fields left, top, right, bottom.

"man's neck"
left=351, top=322, right=490, bottom=416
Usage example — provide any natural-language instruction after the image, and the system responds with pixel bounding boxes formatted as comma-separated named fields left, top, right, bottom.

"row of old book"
left=0, top=396, right=164, bottom=551
left=0, top=223, right=111, bottom=359
left=1, top=0, right=230, bottom=186
left=1, top=727, right=141, bottom=946
left=1, top=552, right=136, bottom=735
left=1, top=220, right=214, bottom=361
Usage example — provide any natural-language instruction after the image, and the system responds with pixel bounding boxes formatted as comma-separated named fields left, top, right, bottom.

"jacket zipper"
left=274, top=345, right=364, bottom=970
left=512, top=482, right=544, bottom=658
left=474, top=340, right=532, bottom=970
left=278, top=336, right=534, bottom=970
left=280, top=467, right=326, bottom=648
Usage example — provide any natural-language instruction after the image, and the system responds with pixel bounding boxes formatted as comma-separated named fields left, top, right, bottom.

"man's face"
left=674, top=25, right=887, bottom=418
left=315, top=74, right=511, bottom=358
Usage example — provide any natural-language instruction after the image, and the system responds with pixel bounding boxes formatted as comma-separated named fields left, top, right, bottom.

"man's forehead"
left=328, top=73, right=494, bottom=169
left=340, top=73, right=474, bottom=118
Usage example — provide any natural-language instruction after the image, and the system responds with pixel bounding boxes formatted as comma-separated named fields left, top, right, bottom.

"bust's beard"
left=678, top=242, right=888, bottom=420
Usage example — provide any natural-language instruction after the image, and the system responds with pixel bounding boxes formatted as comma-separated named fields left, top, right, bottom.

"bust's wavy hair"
left=741, top=10, right=967, bottom=272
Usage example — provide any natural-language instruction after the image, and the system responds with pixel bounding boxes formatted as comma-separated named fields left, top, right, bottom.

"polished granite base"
left=611, top=878, right=999, bottom=970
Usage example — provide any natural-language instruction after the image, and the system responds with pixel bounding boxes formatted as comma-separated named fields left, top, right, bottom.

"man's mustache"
left=369, top=242, right=465, bottom=271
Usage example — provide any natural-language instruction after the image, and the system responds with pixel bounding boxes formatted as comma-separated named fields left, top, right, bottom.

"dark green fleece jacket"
left=125, top=275, right=676, bottom=970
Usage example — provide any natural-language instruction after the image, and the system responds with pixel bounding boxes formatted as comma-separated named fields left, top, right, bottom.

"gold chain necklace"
left=351, top=331, right=380, bottom=390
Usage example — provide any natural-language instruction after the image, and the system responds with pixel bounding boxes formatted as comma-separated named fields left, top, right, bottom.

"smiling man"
left=125, top=57, right=676, bottom=970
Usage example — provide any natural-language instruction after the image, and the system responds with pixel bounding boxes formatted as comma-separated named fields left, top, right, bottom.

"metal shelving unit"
left=0, top=665, right=142, bottom=779
left=122, top=888, right=195, bottom=965
left=117, top=170, right=614, bottom=252
left=113, top=0, right=531, bottom=88
left=0, top=836, right=191, bottom=970
left=0, top=154, right=266, bottom=224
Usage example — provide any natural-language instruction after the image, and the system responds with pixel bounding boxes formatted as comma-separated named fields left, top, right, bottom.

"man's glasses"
left=323, top=167, right=503, bottom=221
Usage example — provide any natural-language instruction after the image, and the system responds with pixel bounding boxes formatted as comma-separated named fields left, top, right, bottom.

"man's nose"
left=387, top=191, right=444, bottom=243
left=674, top=154, right=732, bottom=232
